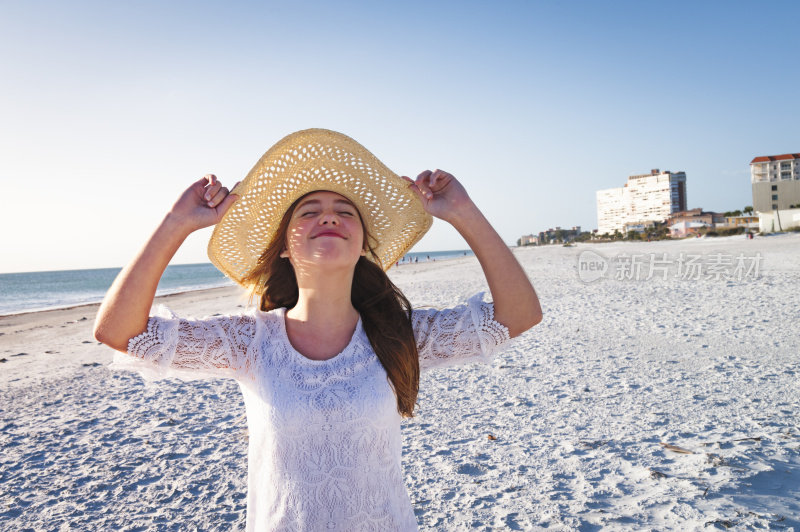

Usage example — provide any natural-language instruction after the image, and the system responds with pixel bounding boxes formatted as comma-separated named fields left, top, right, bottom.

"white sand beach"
left=1, top=233, right=799, bottom=530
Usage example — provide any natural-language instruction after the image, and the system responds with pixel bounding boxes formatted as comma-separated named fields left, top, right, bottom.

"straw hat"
left=207, top=128, right=433, bottom=287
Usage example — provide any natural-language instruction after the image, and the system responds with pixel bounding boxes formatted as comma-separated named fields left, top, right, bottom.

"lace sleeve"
left=412, top=292, right=511, bottom=373
left=107, top=304, right=258, bottom=382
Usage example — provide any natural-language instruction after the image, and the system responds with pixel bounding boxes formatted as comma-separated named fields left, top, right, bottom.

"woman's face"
left=280, top=191, right=366, bottom=273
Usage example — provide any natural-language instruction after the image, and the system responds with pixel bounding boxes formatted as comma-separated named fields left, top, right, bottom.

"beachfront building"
left=666, top=208, right=745, bottom=237
left=518, top=234, right=539, bottom=246
left=724, top=215, right=759, bottom=230
left=750, top=153, right=800, bottom=212
left=758, top=208, right=800, bottom=232
left=538, top=226, right=581, bottom=244
left=669, top=220, right=709, bottom=238
left=596, top=169, right=687, bottom=235
left=622, top=220, right=657, bottom=233
left=665, top=208, right=726, bottom=228
left=596, top=188, right=627, bottom=236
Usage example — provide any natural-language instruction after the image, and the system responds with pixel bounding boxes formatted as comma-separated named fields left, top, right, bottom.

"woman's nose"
left=319, top=211, right=339, bottom=225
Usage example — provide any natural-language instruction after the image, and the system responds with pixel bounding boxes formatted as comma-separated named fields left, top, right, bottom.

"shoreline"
left=0, top=286, right=246, bottom=346
left=0, top=285, right=240, bottom=319
left=0, top=283, right=249, bottom=390
left=0, top=253, right=476, bottom=319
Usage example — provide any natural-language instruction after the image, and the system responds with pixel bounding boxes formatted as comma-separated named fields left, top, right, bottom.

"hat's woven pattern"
left=208, top=129, right=432, bottom=287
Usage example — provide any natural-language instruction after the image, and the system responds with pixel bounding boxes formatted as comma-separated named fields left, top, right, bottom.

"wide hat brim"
left=208, top=128, right=433, bottom=287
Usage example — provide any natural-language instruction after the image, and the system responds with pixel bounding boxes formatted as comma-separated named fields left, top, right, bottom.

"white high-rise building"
left=596, top=187, right=628, bottom=236
left=596, top=169, right=687, bottom=235
left=750, top=153, right=800, bottom=212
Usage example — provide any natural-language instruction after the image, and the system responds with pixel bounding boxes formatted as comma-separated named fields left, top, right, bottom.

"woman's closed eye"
left=298, top=208, right=355, bottom=218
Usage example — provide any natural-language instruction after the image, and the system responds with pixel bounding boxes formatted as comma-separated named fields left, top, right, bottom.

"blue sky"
left=1, top=0, right=798, bottom=273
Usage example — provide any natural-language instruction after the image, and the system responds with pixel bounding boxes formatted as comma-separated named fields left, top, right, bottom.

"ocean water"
left=395, top=249, right=473, bottom=266
left=0, top=250, right=472, bottom=315
left=0, top=264, right=234, bottom=316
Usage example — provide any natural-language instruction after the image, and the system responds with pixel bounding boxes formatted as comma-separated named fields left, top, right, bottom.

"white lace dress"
left=109, top=293, right=511, bottom=532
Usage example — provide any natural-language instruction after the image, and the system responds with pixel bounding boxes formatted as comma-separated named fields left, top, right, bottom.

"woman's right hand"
left=167, top=174, right=240, bottom=233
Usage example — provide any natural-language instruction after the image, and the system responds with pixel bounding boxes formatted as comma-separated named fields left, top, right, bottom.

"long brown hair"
left=240, top=194, right=420, bottom=418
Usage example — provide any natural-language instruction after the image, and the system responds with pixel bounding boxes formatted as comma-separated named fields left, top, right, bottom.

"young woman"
left=94, top=129, right=542, bottom=531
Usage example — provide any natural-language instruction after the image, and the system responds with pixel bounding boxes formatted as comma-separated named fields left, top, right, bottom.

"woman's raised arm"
left=93, top=174, right=239, bottom=352
left=403, top=169, right=542, bottom=338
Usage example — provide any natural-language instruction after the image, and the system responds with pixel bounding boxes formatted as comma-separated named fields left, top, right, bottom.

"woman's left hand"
left=402, top=169, right=475, bottom=222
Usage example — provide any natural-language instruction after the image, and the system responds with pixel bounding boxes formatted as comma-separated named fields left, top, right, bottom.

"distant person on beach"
left=94, top=129, right=542, bottom=531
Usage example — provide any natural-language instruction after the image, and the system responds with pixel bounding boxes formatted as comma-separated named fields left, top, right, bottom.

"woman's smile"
left=312, top=229, right=347, bottom=239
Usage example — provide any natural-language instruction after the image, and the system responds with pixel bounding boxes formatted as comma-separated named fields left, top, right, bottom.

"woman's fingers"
left=429, top=169, right=442, bottom=189
left=412, top=169, right=452, bottom=199
left=192, top=174, right=215, bottom=188
left=204, top=181, right=222, bottom=203
left=202, top=174, right=217, bottom=192
left=191, top=174, right=240, bottom=209
left=203, top=177, right=241, bottom=207
left=207, top=186, right=228, bottom=207
left=415, top=170, right=434, bottom=199
left=207, top=179, right=242, bottom=211
left=405, top=170, right=452, bottom=200
left=429, top=169, right=452, bottom=191
left=402, top=175, right=425, bottom=202
left=216, top=189, right=240, bottom=215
